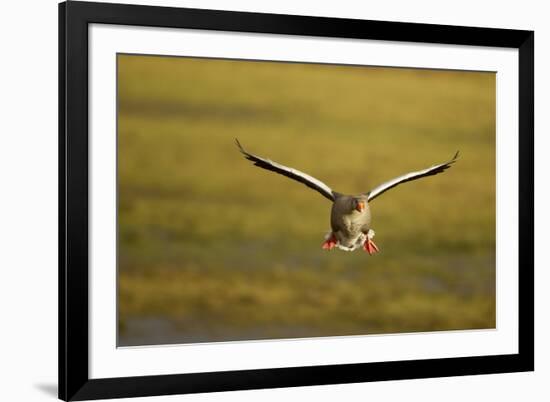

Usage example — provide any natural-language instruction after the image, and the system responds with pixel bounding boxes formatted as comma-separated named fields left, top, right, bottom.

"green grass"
left=117, top=55, right=496, bottom=345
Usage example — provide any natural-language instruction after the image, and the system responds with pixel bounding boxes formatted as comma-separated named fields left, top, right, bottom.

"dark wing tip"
left=235, top=138, right=244, bottom=152
left=433, top=150, right=460, bottom=174
left=235, top=138, right=253, bottom=159
left=235, top=139, right=263, bottom=164
left=443, top=150, right=460, bottom=167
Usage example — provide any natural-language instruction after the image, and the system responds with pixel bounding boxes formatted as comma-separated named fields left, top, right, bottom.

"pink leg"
left=322, top=233, right=337, bottom=250
left=363, top=238, right=379, bottom=255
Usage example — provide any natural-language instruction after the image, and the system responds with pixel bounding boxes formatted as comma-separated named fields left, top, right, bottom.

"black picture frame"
left=59, top=1, right=534, bottom=400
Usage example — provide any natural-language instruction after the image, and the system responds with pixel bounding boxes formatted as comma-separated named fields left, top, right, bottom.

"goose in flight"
left=236, top=139, right=458, bottom=254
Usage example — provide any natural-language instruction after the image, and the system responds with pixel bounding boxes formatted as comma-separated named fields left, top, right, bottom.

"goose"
left=235, top=139, right=458, bottom=254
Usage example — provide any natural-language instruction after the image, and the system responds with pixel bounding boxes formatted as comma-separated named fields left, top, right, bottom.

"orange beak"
left=356, top=201, right=366, bottom=212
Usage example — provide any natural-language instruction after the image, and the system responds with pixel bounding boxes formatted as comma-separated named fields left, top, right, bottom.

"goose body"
left=330, top=195, right=372, bottom=250
left=236, top=139, right=458, bottom=254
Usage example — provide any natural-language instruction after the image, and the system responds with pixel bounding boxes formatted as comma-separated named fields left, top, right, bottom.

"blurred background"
left=117, top=54, right=495, bottom=346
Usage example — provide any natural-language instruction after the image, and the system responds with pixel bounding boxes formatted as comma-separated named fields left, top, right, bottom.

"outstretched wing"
left=235, top=139, right=336, bottom=202
left=366, top=151, right=459, bottom=202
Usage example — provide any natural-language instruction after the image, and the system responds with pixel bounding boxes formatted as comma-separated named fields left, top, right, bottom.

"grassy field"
left=117, top=55, right=496, bottom=346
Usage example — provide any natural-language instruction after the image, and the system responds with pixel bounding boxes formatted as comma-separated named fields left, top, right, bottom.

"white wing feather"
left=367, top=152, right=459, bottom=202
left=236, top=139, right=335, bottom=202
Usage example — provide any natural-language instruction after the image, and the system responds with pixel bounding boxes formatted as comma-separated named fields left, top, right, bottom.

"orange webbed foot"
left=363, top=238, right=379, bottom=255
left=322, top=234, right=337, bottom=250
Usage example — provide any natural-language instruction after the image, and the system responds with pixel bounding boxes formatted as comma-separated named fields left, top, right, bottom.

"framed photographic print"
left=59, top=1, right=534, bottom=400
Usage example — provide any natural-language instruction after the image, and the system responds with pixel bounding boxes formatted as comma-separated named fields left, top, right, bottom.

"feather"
left=367, top=151, right=459, bottom=202
left=236, top=139, right=336, bottom=202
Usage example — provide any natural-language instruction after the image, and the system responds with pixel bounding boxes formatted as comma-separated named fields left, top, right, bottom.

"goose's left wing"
left=367, top=151, right=459, bottom=202
left=235, top=139, right=336, bottom=202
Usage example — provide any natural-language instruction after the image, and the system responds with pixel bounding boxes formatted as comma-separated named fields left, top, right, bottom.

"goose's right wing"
left=236, top=139, right=336, bottom=202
